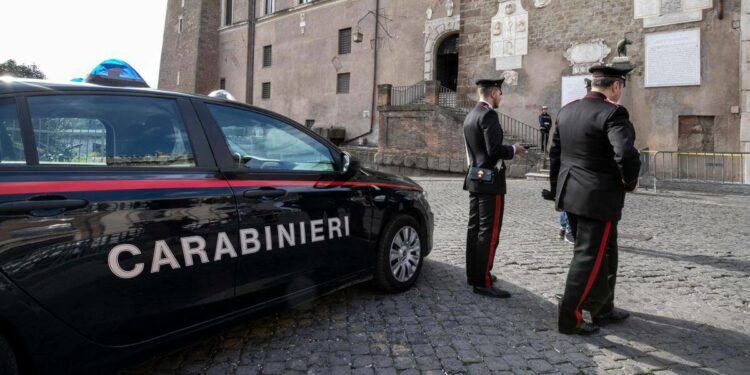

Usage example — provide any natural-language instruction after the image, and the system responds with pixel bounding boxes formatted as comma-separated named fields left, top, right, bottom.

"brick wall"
left=458, top=0, right=742, bottom=152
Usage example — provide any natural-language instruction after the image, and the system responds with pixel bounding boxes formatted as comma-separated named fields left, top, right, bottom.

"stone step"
left=539, top=168, right=550, bottom=173
left=526, top=172, right=550, bottom=181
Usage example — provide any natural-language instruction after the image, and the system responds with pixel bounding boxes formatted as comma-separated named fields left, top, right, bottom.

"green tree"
left=0, top=59, right=46, bottom=79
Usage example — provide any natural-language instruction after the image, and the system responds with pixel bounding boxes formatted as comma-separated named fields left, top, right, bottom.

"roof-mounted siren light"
left=208, top=90, right=236, bottom=101
left=84, top=59, right=149, bottom=88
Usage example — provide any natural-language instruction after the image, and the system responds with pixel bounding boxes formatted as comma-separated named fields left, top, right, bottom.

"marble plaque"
left=634, top=0, right=660, bottom=18
left=645, top=29, right=701, bottom=87
left=491, top=0, right=528, bottom=70
left=642, top=9, right=703, bottom=27
left=564, top=40, right=611, bottom=74
left=561, top=75, right=592, bottom=107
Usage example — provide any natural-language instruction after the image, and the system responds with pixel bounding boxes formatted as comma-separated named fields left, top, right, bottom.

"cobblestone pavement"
left=126, top=180, right=750, bottom=375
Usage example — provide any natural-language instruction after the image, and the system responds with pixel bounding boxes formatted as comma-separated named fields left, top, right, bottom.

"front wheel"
left=374, top=214, right=424, bottom=293
left=0, top=335, right=18, bottom=375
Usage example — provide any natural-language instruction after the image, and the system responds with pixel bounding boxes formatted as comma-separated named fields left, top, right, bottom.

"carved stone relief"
left=445, top=0, right=454, bottom=17
left=491, top=0, right=528, bottom=71
left=634, top=0, right=712, bottom=28
left=564, top=40, right=612, bottom=75
left=502, top=70, right=518, bottom=86
left=534, top=0, right=552, bottom=8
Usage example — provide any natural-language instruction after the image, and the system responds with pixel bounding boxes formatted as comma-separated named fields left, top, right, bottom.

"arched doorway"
left=435, top=33, right=459, bottom=91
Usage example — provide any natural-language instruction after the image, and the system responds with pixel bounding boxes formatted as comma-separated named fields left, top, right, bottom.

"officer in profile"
left=463, top=78, right=526, bottom=298
left=547, top=64, right=641, bottom=334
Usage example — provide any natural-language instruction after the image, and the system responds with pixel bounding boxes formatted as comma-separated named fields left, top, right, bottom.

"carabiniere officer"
left=463, top=78, right=526, bottom=298
left=547, top=63, right=641, bottom=335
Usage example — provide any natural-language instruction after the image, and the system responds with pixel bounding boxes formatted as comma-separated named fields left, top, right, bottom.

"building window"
left=299, top=0, right=313, bottom=4
left=224, top=0, right=233, bottom=26
left=265, top=0, right=274, bottom=15
left=176, top=71, right=180, bottom=86
left=338, top=28, right=352, bottom=55
left=181, top=0, right=185, bottom=7
left=262, top=82, right=271, bottom=99
left=337, top=73, right=350, bottom=94
left=263, top=45, right=272, bottom=67
left=178, top=16, right=183, bottom=34
left=220, top=78, right=226, bottom=90
left=305, top=119, right=315, bottom=128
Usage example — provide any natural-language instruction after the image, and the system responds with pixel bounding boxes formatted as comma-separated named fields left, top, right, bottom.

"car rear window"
left=0, top=99, right=25, bottom=165
left=27, top=95, right=195, bottom=167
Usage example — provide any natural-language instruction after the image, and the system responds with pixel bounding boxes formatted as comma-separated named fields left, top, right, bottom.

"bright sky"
left=0, top=1, right=168, bottom=87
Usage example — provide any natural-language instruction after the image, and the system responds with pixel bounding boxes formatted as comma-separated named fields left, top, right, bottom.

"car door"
left=195, top=101, right=373, bottom=308
left=0, top=93, right=239, bottom=346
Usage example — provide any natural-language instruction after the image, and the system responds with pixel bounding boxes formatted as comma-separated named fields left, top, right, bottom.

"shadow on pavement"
left=620, top=246, right=750, bottom=276
left=124, top=257, right=750, bottom=374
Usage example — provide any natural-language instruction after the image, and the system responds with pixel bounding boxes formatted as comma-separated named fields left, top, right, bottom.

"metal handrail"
left=391, top=81, right=426, bottom=106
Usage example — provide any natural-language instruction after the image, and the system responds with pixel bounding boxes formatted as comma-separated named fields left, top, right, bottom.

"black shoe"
left=490, top=273, right=498, bottom=282
left=473, top=286, right=511, bottom=298
left=558, top=227, right=566, bottom=239
left=594, top=308, right=630, bottom=326
left=559, top=322, right=600, bottom=336
left=564, top=231, right=575, bottom=245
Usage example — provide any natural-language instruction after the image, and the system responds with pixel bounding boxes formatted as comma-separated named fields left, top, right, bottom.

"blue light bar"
left=85, top=59, right=149, bottom=88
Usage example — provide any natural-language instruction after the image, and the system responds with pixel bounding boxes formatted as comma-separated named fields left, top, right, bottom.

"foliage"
left=0, top=59, right=46, bottom=79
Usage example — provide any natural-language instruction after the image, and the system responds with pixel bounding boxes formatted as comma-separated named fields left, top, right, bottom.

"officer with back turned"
left=463, top=78, right=526, bottom=298
left=546, top=63, right=641, bottom=334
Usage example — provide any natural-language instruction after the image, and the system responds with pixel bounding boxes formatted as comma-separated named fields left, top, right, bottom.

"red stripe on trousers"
left=484, top=195, right=503, bottom=288
left=574, top=221, right=612, bottom=325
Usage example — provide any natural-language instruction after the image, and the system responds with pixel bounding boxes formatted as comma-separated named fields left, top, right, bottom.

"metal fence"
left=496, top=112, right=541, bottom=146
left=391, top=81, right=426, bottom=106
left=437, top=85, right=474, bottom=115
left=642, top=150, right=750, bottom=190
left=7, top=124, right=107, bottom=165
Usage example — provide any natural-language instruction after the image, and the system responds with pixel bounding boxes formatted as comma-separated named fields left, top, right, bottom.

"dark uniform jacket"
left=463, top=102, right=516, bottom=195
left=549, top=92, right=641, bottom=221
left=539, top=112, right=552, bottom=133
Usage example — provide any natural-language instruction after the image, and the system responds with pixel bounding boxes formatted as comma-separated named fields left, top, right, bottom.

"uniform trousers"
left=558, top=213, right=619, bottom=331
left=466, top=193, right=505, bottom=288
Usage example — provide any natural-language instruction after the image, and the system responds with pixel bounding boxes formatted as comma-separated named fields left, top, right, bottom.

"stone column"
left=377, top=84, right=392, bottom=107
left=424, top=80, right=440, bottom=105
left=742, top=1, right=750, bottom=183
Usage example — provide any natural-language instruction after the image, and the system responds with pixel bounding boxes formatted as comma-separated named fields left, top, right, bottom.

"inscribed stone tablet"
left=645, top=29, right=701, bottom=87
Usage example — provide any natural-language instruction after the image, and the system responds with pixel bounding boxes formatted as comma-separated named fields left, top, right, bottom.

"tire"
left=0, top=335, right=18, bottom=375
left=373, top=214, right=425, bottom=293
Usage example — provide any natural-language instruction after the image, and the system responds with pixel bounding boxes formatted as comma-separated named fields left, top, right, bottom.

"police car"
left=0, top=76, right=433, bottom=374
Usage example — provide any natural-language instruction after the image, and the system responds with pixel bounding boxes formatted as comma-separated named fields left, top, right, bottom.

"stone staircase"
left=526, top=158, right=551, bottom=181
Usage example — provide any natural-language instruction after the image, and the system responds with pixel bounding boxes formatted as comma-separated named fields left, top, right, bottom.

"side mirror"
left=340, top=152, right=359, bottom=174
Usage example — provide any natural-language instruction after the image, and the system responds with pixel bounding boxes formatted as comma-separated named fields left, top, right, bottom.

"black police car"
left=0, top=78, right=433, bottom=374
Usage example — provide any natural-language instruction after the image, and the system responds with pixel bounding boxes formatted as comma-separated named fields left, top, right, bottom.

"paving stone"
left=123, top=180, right=750, bottom=375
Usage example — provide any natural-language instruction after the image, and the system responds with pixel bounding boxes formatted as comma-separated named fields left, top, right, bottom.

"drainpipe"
left=245, top=0, right=256, bottom=104
left=345, top=0, right=379, bottom=145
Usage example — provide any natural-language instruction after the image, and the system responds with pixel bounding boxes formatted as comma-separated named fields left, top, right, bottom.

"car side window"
left=207, top=104, right=335, bottom=172
left=0, top=99, right=25, bottom=165
left=27, top=95, right=195, bottom=167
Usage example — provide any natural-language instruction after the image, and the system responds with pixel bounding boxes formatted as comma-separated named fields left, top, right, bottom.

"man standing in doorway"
left=539, top=105, right=552, bottom=152
left=463, top=78, right=526, bottom=298
left=549, top=64, right=641, bottom=334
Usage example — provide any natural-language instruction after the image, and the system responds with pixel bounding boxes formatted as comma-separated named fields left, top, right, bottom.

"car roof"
left=0, top=77, right=229, bottom=104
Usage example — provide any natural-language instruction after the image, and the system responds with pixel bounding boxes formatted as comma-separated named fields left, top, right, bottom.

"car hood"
left=356, top=167, right=422, bottom=192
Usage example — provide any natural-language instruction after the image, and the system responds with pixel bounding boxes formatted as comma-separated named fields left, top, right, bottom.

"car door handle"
left=0, top=198, right=89, bottom=214
left=242, top=189, right=286, bottom=199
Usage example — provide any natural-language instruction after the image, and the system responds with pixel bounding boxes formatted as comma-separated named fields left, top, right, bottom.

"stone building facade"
left=160, top=0, right=462, bottom=145
left=458, top=0, right=743, bottom=154
left=160, top=0, right=749, bottom=180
